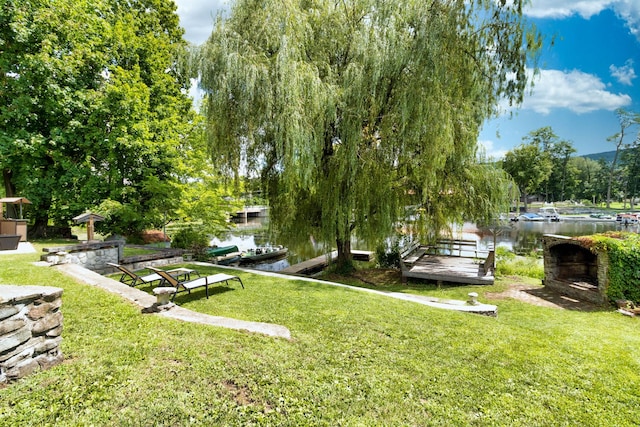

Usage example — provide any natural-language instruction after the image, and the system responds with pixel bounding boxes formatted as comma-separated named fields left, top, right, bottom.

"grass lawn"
left=1, top=245, right=640, bottom=426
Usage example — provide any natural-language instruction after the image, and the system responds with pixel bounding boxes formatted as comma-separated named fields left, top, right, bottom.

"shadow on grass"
left=171, top=286, right=237, bottom=304
left=524, top=286, right=610, bottom=312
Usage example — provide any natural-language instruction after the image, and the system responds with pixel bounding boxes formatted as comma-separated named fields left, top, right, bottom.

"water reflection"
left=212, top=216, right=637, bottom=271
left=480, top=220, right=634, bottom=255
left=211, top=216, right=328, bottom=271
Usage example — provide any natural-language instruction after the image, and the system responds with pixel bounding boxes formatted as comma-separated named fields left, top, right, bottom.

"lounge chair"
left=107, top=262, right=164, bottom=287
left=149, top=267, right=244, bottom=301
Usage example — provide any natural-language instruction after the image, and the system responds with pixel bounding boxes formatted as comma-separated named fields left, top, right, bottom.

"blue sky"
left=174, top=0, right=640, bottom=157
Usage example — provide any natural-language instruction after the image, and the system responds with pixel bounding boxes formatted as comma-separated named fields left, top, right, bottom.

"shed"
left=0, top=197, right=31, bottom=242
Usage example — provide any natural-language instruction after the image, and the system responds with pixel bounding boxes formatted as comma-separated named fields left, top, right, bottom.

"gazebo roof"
left=73, top=212, right=105, bottom=224
left=0, top=197, right=32, bottom=204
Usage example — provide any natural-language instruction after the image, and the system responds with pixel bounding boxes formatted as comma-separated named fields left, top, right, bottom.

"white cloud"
left=174, top=0, right=231, bottom=45
left=510, top=68, right=632, bottom=114
left=524, top=0, right=614, bottom=19
left=610, top=59, right=637, bottom=85
left=478, top=139, right=508, bottom=160
left=525, top=0, right=640, bottom=40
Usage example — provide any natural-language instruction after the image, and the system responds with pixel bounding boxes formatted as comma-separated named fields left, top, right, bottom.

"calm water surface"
left=480, top=219, right=632, bottom=255
left=211, top=217, right=636, bottom=271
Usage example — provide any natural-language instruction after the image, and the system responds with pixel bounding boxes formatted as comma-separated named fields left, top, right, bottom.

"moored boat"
left=207, top=245, right=242, bottom=264
left=240, top=245, right=288, bottom=263
left=207, top=245, right=240, bottom=257
left=518, top=212, right=545, bottom=221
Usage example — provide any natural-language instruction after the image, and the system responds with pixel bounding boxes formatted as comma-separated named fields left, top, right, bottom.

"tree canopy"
left=0, top=0, right=211, bottom=238
left=502, top=141, right=552, bottom=212
left=199, top=0, right=540, bottom=270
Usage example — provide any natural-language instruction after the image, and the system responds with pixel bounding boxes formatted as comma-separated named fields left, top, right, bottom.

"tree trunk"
left=2, top=169, right=18, bottom=218
left=335, top=237, right=354, bottom=274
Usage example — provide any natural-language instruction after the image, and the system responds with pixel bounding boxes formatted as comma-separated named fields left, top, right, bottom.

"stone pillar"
left=0, top=285, right=64, bottom=384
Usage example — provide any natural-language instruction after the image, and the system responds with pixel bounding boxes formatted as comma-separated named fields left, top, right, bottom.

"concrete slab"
left=0, top=242, right=36, bottom=255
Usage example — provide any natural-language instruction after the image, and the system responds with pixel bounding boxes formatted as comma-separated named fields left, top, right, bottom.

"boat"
left=207, top=245, right=239, bottom=257
left=240, top=245, right=288, bottom=263
left=616, top=213, right=639, bottom=225
left=518, top=212, right=545, bottom=221
left=207, top=245, right=242, bottom=264
left=539, top=207, right=561, bottom=222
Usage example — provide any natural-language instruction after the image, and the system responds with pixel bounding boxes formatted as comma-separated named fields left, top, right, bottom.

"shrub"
left=376, top=243, right=400, bottom=268
left=171, top=227, right=209, bottom=259
left=140, top=230, right=170, bottom=244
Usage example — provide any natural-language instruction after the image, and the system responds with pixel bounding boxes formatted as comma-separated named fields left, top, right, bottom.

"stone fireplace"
left=542, top=234, right=609, bottom=305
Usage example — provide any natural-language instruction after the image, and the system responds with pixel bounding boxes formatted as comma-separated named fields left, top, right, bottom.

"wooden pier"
left=281, top=250, right=373, bottom=275
left=401, top=241, right=495, bottom=285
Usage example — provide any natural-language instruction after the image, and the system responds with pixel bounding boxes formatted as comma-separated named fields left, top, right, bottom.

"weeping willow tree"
left=198, top=0, right=540, bottom=271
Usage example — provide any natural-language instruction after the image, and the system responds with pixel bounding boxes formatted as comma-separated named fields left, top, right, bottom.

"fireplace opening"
left=549, top=243, right=598, bottom=287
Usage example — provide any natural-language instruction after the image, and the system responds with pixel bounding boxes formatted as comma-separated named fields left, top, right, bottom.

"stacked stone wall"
left=40, top=241, right=124, bottom=272
left=0, top=285, right=63, bottom=384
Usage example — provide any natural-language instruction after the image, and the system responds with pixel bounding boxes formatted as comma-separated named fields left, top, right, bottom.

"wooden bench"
left=400, top=242, right=425, bottom=268
left=427, top=239, right=482, bottom=257
left=149, top=267, right=244, bottom=301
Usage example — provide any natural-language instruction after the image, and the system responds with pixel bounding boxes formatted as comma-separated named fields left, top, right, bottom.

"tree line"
left=502, top=109, right=640, bottom=212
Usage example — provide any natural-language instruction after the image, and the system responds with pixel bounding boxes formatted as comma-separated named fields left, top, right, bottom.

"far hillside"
left=580, top=150, right=624, bottom=163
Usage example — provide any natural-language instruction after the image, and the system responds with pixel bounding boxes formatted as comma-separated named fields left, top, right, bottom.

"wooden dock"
left=401, top=242, right=494, bottom=285
left=281, top=250, right=373, bottom=275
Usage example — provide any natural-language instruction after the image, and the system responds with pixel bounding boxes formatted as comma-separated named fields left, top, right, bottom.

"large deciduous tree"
left=0, top=0, right=199, bottom=238
left=523, top=127, right=576, bottom=202
left=502, top=143, right=552, bottom=213
left=199, top=0, right=540, bottom=270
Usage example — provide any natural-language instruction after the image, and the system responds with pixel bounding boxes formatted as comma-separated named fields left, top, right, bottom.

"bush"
left=140, top=230, right=170, bottom=244
left=376, top=243, right=400, bottom=268
left=171, top=227, right=209, bottom=259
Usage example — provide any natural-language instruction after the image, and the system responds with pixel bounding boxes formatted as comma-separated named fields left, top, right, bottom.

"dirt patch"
left=485, top=282, right=604, bottom=311
left=334, top=269, right=606, bottom=311
left=222, top=380, right=254, bottom=406
left=349, top=269, right=404, bottom=286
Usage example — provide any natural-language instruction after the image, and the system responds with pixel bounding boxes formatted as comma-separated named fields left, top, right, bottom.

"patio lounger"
left=107, top=262, right=164, bottom=287
left=149, top=267, right=244, bottom=301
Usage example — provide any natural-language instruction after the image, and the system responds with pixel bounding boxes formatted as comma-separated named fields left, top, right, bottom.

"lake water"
left=211, top=217, right=635, bottom=271
left=480, top=219, right=629, bottom=255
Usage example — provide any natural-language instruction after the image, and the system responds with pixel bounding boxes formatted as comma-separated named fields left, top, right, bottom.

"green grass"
left=122, top=246, right=163, bottom=257
left=495, top=248, right=545, bottom=279
left=1, top=244, right=640, bottom=425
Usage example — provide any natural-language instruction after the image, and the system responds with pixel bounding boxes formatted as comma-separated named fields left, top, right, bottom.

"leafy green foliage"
left=376, top=243, right=401, bottom=268
left=0, top=0, right=227, bottom=239
left=199, top=0, right=541, bottom=269
left=587, top=233, right=640, bottom=303
left=502, top=136, right=553, bottom=211
left=171, top=226, right=209, bottom=259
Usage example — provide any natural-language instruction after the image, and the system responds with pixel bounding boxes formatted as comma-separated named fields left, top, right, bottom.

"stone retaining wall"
left=41, top=241, right=124, bottom=272
left=40, top=241, right=186, bottom=274
left=0, top=285, right=63, bottom=384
